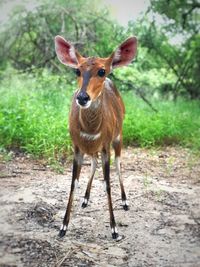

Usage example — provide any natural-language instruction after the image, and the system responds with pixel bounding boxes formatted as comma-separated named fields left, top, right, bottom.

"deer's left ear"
left=110, top=37, right=137, bottom=69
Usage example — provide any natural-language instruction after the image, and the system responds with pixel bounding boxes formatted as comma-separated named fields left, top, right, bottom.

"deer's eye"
left=75, top=69, right=81, bottom=77
left=97, top=69, right=106, bottom=77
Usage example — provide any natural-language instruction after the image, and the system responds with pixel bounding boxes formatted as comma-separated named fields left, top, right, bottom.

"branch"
left=61, top=11, right=65, bottom=33
left=61, top=7, right=80, bottom=41
left=149, top=42, right=189, bottom=91
left=173, top=60, right=193, bottom=100
left=110, top=73, right=158, bottom=113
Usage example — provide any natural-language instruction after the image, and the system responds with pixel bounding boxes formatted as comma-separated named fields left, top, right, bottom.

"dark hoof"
left=111, top=227, right=119, bottom=240
left=123, top=204, right=129, bottom=211
left=82, top=198, right=88, bottom=208
left=122, top=200, right=129, bottom=211
left=58, top=229, right=66, bottom=238
left=81, top=202, right=88, bottom=208
left=112, top=231, right=119, bottom=239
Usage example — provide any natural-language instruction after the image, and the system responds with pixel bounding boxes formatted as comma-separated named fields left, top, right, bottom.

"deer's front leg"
left=101, top=149, right=119, bottom=240
left=59, top=147, right=83, bottom=238
left=82, top=157, right=97, bottom=208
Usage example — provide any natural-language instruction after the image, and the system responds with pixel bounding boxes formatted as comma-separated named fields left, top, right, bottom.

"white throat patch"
left=80, top=131, right=101, bottom=141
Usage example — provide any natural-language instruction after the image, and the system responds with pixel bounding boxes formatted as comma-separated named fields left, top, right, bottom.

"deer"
left=54, top=35, right=137, bottom=240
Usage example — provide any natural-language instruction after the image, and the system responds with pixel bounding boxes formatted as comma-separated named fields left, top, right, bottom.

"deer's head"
left=55, top=36, right=137, bottom=109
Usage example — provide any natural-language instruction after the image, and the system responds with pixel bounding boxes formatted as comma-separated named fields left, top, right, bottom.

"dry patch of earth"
left=0, top=147, right=200, bottom=267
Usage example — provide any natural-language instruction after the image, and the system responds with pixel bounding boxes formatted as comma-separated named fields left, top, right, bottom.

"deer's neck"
left=79, top=96, right=103, bottom=134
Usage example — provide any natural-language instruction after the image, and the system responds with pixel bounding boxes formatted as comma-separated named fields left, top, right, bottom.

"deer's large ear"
left=110, top=37, right=137, bottom=69
left=55, top=35, right=82, bottom=68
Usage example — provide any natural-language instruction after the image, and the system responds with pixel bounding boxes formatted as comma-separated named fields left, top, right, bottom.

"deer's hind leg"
left=112, top=135, right=129, bottom=211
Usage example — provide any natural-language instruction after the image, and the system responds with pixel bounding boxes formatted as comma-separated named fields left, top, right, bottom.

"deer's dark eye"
left=97, top=69, right=106, bottom=77
left=75, top=69, right=81, bottom=77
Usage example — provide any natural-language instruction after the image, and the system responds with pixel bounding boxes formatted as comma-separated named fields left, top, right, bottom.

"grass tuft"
left=123, top=93, right=200, bottom=150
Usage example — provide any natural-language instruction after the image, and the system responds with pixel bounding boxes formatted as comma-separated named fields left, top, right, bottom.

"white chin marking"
left=76, top=99, right=92, bottom=109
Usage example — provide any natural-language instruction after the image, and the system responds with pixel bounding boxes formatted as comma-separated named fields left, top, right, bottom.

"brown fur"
left=69, top=76, right=125, bottom=156
left=55, top=36, right=137, bottom=239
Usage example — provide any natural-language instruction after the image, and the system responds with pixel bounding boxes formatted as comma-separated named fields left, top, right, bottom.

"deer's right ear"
left=55, top=35, right=81, bottom=68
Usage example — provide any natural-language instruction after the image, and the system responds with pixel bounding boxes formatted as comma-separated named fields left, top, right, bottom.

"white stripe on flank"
left=80, top=131, right=101, bottom=141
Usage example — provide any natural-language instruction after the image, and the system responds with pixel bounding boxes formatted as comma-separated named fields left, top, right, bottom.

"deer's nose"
left=76, top=91, right=90, bottom=106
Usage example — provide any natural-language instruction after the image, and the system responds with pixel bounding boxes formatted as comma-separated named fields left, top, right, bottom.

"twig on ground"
left=55, top=248, right=76, bottom=267
left=81, top=250, right=99, bottom=263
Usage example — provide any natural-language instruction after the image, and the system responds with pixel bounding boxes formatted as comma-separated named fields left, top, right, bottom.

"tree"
left=147, top=0, right=200, bottom=99
left=0, top=0, right=125, bottom=73
left=150, top=0, right=200, bottom=33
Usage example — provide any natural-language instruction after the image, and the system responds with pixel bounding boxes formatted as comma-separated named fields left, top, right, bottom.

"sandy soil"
left=0, top=147, right=200, bottom=267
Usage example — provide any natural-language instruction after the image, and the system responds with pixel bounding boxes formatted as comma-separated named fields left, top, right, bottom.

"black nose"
left=76, top=91, right=90, bottom=106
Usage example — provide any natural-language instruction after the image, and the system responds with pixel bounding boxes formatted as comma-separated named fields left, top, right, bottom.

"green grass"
left=0, top=70, right=200, bottom=160
left=0, top=69, right=72, bottom=160
left=123, top=93, right=200, bottom=149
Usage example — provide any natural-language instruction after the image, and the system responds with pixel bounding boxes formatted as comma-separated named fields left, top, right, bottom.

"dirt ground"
left=0, top=147, right=200, bottom=267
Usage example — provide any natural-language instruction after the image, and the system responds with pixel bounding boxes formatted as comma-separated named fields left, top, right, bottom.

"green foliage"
left=150, top=0, right=200, bottom=32
left=0, top=69, right=72, bottom=159
left=0, top=0, right=122, bottom=71
left=123, top=92, right=200, bottom=149
left=0, top=0, right=200, bottom=161
left=0, top=72, right=199, bottom=161
left=0, top=0, right=199, bottom=99
left=146, top=1, right=200, bottom=99
left=114, top=64, right=176, bottom=96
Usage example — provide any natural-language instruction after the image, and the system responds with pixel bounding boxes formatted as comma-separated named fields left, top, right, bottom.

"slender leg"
left=82, top=157, right=97, bottom=208
left=59, top=147, right=83, bottom=238
left=101, top=148, right=119, bottom=239
left=113, top=136, right=129, bottom=210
